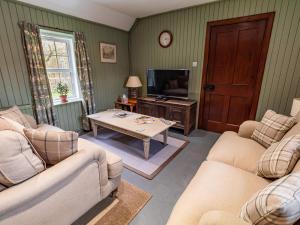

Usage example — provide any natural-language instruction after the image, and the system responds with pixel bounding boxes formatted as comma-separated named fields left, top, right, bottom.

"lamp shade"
left=126, top=76, right=142, bottom=88
left=291, top=98, right=300, bottom=116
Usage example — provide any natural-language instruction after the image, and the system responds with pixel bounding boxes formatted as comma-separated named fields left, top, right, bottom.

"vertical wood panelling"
left=0, top=0, right=129, bottom=131
left=130, top=0, right=300, bottom=120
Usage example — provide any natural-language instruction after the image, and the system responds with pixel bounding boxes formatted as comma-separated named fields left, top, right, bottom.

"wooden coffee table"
left=87, top=110, right=175, bottom=159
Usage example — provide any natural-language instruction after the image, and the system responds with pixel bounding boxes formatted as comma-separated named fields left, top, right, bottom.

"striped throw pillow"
left=257, top=135, right=300, bottom=178
left=251, top=110, right=296, bottom=148
left=24, top=129, right=78, bottom=165
left=240, top=172, right=300, bottom=225
left=0, top=106, right=31, bottom=128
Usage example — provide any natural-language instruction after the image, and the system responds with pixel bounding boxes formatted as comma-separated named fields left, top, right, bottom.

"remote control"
left=159, top=118, right=172, bottom=125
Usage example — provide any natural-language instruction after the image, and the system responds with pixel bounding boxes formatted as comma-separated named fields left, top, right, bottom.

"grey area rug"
left=81, top=129, right=188, bottom=179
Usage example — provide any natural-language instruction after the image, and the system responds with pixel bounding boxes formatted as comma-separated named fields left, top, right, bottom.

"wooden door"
left=199, top=13, right=274, bottom=133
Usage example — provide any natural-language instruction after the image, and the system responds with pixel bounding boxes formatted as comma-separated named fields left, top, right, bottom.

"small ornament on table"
left=121, top=94, right=128, bottom=104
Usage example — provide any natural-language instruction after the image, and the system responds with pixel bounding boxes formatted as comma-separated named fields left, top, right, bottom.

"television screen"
left=147, top=69, right=189, bottom=99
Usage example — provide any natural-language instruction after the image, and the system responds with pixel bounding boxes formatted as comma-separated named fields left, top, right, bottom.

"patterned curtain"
left=74, top=32, right=96, bottom=131
left=19, top=21, right=57, bottom=126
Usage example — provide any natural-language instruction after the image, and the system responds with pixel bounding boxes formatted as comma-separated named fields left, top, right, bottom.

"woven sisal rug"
left=87, top=180, right=151, bottom=225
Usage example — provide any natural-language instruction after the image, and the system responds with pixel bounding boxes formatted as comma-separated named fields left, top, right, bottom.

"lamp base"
left=128, top=88, right=138, bottom=99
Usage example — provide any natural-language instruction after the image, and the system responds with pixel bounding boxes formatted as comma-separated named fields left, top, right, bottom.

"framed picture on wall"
left=100, top=42, right=117, bottom=63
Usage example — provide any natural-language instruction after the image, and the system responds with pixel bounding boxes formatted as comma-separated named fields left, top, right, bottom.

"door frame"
left=198, top=12, right=275, bottom=129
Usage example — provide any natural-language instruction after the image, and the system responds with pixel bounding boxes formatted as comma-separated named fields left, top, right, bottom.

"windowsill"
left=53, top=98, right=82, bottom=106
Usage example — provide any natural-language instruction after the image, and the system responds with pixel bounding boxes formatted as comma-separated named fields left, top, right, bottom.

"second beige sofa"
left=166, top=112, right=300, bottom=225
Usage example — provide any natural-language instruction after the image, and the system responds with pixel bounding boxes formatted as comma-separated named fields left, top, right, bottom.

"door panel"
left=207, top=94, right=225, bottom=122
left=200, top=13, right=274, bottom=133
left=233, top=23, right=265, bottom=85
left=210, top=30, right=237, bottom=84
left=227, top=96, right=250, bottom=125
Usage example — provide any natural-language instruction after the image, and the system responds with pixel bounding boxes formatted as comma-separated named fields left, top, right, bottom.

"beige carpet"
left=81, top=129, right=188, bottom=179
left=87, top=181, right=151, bottom=225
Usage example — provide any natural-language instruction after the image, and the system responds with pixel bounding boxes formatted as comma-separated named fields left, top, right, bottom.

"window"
left=40, top=29, right=81, bottom=104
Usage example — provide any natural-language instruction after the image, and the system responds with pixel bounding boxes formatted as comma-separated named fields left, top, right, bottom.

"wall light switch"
left=192, top=61, right=198, bottom=67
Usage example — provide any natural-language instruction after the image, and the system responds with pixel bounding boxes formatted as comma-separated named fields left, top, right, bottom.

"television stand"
left=155, top=96, right=168, bottom=101
left=137, top=97, right=197, bottom=136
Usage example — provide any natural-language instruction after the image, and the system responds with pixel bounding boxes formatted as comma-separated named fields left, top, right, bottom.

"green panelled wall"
left=0, top=0, right=129, bottom=131
left=1, top=0, right=300, bottom=131
left=129, top=0, right=300, bottom=120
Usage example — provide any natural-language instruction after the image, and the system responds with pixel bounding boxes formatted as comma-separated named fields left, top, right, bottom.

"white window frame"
left=40, top=29, right=81, bottom=105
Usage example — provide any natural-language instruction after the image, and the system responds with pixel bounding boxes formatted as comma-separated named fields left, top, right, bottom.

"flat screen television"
left=147, top=69, right=189, bottom=99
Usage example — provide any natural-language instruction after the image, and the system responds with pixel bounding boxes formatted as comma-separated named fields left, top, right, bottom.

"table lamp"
left=126, top=76, right=142, bottom=99
left=290, top=98, right=300, bottom=116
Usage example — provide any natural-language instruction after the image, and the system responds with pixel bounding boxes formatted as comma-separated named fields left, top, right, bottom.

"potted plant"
left=56, top=82, right=69, bottom=103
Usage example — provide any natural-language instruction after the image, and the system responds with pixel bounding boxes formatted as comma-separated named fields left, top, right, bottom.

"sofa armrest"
left=238, top=120, right=260, bottom=139
left=78, top=138, right=123, bottom=179
left=198, top=211, right=251, bottom=225
left=0, top=147, right=106, bottom=217
left=23, top=114, right=38, bottom=129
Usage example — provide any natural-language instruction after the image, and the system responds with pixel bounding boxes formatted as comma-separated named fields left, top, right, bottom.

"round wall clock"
left=159, top=30, right=173, bottom=48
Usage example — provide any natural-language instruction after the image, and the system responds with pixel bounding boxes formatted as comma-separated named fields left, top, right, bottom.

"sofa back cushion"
left=240, top=172, right=300, bottom=225
left=292, top=161, right=300, bottom=172
left=0, top=130, right=45, bottom=187
left=0, top=116, right=25, bottom=134
left=0, top=184, right=5, bottom=192
left=24, top=129, right=78, bottom=165
left=283, top=122, right=300, bottom=139
left=257, top=135, right=300, bottom=178
left=251, top=110, right=296, bottom=148
left=0, top=106, right=31, bottom=128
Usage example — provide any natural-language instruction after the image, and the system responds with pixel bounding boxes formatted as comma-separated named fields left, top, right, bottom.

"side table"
left=115, top=98, right=137, bottom=112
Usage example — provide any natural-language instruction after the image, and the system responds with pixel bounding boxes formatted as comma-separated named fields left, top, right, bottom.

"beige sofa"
left=0, top=120, right=123, bottom=225
left=166, top=112, right=300, bottom=225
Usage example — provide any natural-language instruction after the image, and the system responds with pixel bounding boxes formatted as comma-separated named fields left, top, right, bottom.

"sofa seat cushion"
left=166, top=161, right=270, bottom=225
left=78, top=138, right=122, bottom=179
left=207, top=131, right=266, bottom=173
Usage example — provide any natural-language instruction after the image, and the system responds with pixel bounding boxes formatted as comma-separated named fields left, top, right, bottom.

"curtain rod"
left=38, top=24, right=75, bottom=34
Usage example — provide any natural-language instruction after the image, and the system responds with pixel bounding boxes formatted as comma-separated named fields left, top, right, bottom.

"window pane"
left=57, top=56, right=70, bottom=69
left=60, top=72, right=74, bottom=98
left=47, top=72, right=61, bottom=99
left=55, top=41, right=68, bottom=56
left=47, top=72, right=76, bottom=99
left=42, top=40, right=55, bottom=55
left=45, top=56, right=58, bottom=69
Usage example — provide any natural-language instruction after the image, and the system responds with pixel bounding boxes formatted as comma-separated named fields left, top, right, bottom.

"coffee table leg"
left=163, top=129, right=168, bottom=145
left=143, top=138, right=150, bottom=160
left=92, top=121, right=98, bottom=137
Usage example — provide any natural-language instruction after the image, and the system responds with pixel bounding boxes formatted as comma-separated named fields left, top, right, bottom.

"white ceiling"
left=94, top=0, right=217, bottom=18
left=18, top=0, right=217, bottom=31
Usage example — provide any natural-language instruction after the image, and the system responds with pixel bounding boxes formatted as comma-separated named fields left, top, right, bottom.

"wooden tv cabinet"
left=137, top=97, right=197, bottom=136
